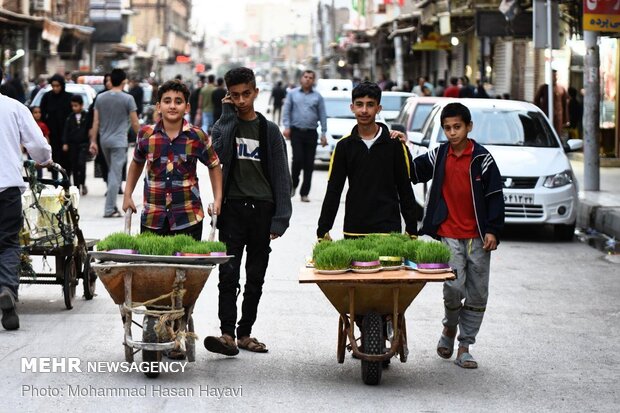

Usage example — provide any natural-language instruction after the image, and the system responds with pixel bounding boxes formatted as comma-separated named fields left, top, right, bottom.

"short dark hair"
left=352, top=81, right=381, bottom=103
left=224, top=67, right=255, bottom=89
left=110, top=68, right=126, bottom=87
left=207, top=74, right=215, bottom=83
left=449, top=77, right=458, bottom=86
left=157, top=79, right=190, bottom=102
left=440, top=102, right=472, bottom=125
left=302, top=70, right=315, bottom=78
left=216, top=77, right=224, bottom=86
left=71, top=95, right=83, bottom=105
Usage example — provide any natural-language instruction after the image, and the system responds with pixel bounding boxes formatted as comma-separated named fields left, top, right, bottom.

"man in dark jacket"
left=40, top=74, right=73, bottom=179
left=410, top=102, right=504, bottom=370
left=204, top=67, right=292, bottom=356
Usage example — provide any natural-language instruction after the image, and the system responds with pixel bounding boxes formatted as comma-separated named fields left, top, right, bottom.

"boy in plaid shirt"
left=123, top=80, right=222, bottom=240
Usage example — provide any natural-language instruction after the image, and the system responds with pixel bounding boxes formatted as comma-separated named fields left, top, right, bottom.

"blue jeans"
left=201, top=111, right=214, bottom=134
left=441, top=237, right=491, bottom=348
left=101, top=146, right=127, bottom=216
left=0, top=188, right=22, bottom=298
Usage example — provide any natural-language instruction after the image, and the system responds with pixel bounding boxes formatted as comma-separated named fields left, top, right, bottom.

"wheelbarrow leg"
left=122, top=272, right=134, bottom=362
left=337, top=315, right=347, bottom=364
left=186, top=307, right=196, bottom=362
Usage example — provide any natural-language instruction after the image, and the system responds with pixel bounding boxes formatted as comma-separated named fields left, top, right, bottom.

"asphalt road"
left=2, top=92, right=619, bottom=412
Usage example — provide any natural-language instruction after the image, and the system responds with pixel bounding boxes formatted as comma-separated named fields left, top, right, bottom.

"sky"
left=191, top=0, right=350, bottom=37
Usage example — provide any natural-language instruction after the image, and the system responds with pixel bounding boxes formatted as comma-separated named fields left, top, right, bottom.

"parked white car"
left=315, top=90, right=387, bottom=164
left=380, top=91, right=416, bottom=121
left=408, top=98, right=583, bottom=240
left=30, top=83, right=97, bottom=111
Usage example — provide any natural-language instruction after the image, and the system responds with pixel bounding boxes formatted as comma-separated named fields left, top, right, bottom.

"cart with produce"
left=20, top=160, right=98, bottom=309
left=300, top=235, right=455, bottom=385
left=90, top=213, right=231, bottom=377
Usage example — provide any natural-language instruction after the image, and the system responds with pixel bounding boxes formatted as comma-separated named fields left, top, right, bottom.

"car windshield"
left=437, top=108, right=559, bottom=148
left=381, top=96, right=409, bottom=111
left=324, top=98, right=355, bottom=119
left=411, top=103, right=434, bottom=131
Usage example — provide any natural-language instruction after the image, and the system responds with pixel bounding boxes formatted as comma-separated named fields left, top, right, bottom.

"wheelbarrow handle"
left=124, top=211, right=132, bottom=235
left=208, top=203, right=217, bottom=241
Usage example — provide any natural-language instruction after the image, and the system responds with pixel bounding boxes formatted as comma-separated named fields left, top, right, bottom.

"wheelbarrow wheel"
left=361, top=311, right=383, bottom=385
left=63, top=257, right=77, bottom=310
left=82, top=258, right=97, bottom=300
left=142, top=315, right=161, bottom=378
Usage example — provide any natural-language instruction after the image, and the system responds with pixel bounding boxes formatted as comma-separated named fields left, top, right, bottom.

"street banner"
left=584, top=0, right=620, bottom=32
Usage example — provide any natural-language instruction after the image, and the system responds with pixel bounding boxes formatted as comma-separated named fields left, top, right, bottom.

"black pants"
left=67, top=143, right=88, bottom=187
left=141, top=218, right=203, bottom=241
left=290, top=128, right=318, bottom=197
left=0, top=188, right=22, bottom=298
left=272, top=105, right=282, bottom=125
left=217, top=199, right=273, bottom=339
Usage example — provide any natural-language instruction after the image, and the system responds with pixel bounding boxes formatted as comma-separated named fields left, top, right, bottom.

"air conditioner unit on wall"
left=32, top=0, right=51, bottom=12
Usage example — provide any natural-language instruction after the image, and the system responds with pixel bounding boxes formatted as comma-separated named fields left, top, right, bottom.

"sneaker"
left=301, top=196, right=310, bottom=203
left=204, top=334, right=239, bottom=356
left=103, top=207, right=122, bottom=218
left=0, top=288, right=19, bottom=330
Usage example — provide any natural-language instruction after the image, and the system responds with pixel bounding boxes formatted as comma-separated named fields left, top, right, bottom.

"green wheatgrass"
left=96, top=233, right=138, bottom=252
left=169, top=234, right=197, bottom=252
left=312, top=240, right=333, bottom=260
left=416, top=241, right=451, bottom=264
left=350, top=249, right=380, bottom=269
left=402, top=239, right=425, bottom=262
left=375, top=237, right=405, bottom=266
left=180, top=241, right=227, bottom=254
left=314, top=246, right=352, bottom=271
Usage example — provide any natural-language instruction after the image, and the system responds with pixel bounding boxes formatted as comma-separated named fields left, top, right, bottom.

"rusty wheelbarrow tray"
left=299, top=266, right=455, bottom=385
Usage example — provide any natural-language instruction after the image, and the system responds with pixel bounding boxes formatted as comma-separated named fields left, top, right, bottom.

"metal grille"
left=505, top=203, right=544, bottom=218
left=502, top=176, right=539, bottom=189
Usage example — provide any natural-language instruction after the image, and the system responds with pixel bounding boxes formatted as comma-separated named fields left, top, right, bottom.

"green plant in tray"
left=96, top=232, right=138, bottom=252
left=312, top=240, right=333, bottom=260
left=135, top=234, right=176, bottom=256
left=180, top=241, right=227, bottom=254
left=314, top=245, right=352, bottom=271
left=416, top=241, right=451, bottom=264
left=402, top=239, right=425, bottom=263
left=350, top=249, right=380, bottom=269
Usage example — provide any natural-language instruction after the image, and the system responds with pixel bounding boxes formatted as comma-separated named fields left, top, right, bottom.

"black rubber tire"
left=142, top=315, right=161, bottom=378
left=361, top=312, right=383, bottom=385
left=63, top=257, right=77, bottom=310
left=337, top=316, right=346, bottom=364
left=553, top=223, right=576, bottom=241
left=82, top=258, right=97, bottom=300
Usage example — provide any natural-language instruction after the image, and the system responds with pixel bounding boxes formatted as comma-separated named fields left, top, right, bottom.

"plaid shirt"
left=133, top=120, right=220, bottom=230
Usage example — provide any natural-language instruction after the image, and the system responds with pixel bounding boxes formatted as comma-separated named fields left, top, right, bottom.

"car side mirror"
left=409, top=131, right=428, bottom=147
left=564, top=138, right=583, bottom=153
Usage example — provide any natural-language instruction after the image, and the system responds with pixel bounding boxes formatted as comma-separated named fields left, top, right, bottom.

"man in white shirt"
left=0, top=67, right=53, bottom=330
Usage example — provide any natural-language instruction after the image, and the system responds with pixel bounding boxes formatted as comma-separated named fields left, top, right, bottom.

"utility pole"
left=392, top=3, right=404, bottom=88
left=545, top=0, right=553, bottom=129
left=583, top=30, right=600, bottom=191
left=329, top=0, right=338, bottom=77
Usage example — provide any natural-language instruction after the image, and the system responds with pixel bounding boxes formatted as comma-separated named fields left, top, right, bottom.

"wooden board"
left=298, top=267, right=455, bottom=284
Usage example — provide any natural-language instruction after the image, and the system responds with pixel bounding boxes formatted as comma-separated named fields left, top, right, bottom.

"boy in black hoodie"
left=62, top=95, right=89, bottom=195
left=316, top=81, right=418, bottom=239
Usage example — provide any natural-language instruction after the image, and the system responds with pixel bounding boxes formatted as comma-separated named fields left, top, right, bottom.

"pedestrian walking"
left=189, top=76, right=204, bottom=126
left=534, top=69, right=568, bottom=137
left=122, top=80, right=223, bottom=243
left=62, top=95, right=90, bottom=195
left=567, top=86, right=583, bottom=139
left=282, top=70, right=327, bottom=202
left=88, top=68, right=140, bottom=218
left=268, top=81, right=287, bottom=125
left=316, top=81, right=418, bottom=240
left=409, top=102, right=505, bottom=369
left=211, top=77, right=227, bottom=125
left=458, top=76, right=476, bottom=98
left=443, top=77, right=460, bottom=97
left=30, top=106, right=50, bottom=179
left=40, top=73, right=73, bottom=179
left=87, top=73, right=111, bottom=184
left=204, top=67, right=292, bottom=356
left=0, top=67, right=52, bottom=331
left=196, top=74, right=216, bottom=133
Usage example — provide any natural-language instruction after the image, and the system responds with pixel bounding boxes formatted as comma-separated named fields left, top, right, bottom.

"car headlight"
left=543, top=170, right=573, bottom=188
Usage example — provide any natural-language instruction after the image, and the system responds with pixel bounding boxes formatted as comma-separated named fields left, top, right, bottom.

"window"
left=410, top=103, right=434, bottom=131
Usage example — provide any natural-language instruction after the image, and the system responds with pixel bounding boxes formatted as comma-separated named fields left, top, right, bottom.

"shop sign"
left=583, top=0, right=620, bottom=32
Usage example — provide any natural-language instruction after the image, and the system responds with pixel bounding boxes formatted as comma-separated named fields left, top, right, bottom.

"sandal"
left=237, top=336, right=268, bottom=353
left=204, top=334, right=239, bottom=356
left=454, top=352, right=478, bottom=369
left=437, top=333, right=456, bottom=359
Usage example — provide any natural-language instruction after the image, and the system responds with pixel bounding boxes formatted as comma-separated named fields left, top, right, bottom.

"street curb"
left=577, top=198, right=620, bottom=240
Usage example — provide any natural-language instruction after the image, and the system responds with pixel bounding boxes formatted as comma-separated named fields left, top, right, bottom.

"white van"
left=316, top=78, right=353, bottom=93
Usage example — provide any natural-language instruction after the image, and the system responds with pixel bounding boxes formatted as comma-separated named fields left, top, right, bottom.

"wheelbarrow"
left=299, top=267, right=455, bottom=385
left=90, top=212, right=230, bottom=378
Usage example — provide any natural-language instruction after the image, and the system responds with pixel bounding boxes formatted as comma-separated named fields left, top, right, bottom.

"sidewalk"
left=570, top=157, right=620, bottom=241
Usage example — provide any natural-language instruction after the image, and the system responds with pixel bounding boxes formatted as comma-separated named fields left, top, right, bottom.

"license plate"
left=504, top=193, right=534, bottom=204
